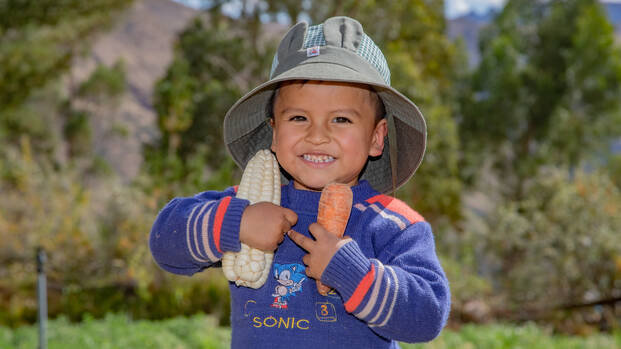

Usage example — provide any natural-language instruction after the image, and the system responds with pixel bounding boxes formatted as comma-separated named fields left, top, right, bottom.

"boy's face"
left=271, top=81, right=387, bottom=191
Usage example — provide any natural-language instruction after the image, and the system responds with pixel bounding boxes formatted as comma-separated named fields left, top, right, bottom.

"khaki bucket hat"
left=223, top=16, right=426, bottom=194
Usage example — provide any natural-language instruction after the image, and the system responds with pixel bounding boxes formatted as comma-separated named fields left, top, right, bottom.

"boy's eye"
left=288, top=115, right=306, bottom=122
left=333, top=116, right=352, bottom=123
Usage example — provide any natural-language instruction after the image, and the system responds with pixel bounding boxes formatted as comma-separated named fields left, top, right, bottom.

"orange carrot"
left=316, top=183, right=353, bottom=295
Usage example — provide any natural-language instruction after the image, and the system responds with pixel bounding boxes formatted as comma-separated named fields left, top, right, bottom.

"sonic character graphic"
left=271, top=263, right=306, bottom=309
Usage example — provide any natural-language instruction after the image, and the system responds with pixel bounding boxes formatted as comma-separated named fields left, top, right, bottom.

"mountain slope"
left=69, top=0, right=199, bottom=179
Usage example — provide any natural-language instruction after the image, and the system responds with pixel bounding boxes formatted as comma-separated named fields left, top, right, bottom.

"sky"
left=446, top=0, right=621, bottom=18
left=177, top=0, right=621, bottom=20
left=445, top=0, right=506, bottom=19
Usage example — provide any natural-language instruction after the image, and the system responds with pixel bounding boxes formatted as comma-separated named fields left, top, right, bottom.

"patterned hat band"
left=270, top=23, right=391, bottom=86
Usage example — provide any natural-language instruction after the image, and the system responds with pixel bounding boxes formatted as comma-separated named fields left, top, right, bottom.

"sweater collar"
left=283, top=180, right=377, bottom=213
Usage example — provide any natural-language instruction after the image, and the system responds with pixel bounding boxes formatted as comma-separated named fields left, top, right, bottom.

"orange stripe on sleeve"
left=213, top=196, right=232, bottom=253
left=366, top=194, right=393, bottom=207
left=345, top=264, right=376, bottom=312
left=366, top=195, right=425, bottom=224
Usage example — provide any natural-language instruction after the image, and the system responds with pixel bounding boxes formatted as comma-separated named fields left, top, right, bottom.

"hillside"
left=69, top=0, right=199, bottom=179
left=446, top=12, right=493, bottom=67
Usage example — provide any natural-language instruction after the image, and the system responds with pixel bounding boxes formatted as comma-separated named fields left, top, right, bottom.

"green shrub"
left=77, top=61, right=126, bottom=103
left=0, top=314, right=231, bottom=349
left=406, top=322, right=621, bottom=349
left=466, top=169, right=621, bottom=325
left=0, top=139, right=232, bottom=326
left=1, top=315, right=619, bottom=349
left=439, top=255, right=493, bottom=323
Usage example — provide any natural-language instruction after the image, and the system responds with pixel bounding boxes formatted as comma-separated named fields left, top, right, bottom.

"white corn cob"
left=221, top=149, right=280, bottom=288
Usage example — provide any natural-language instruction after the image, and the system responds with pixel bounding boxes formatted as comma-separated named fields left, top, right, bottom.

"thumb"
left=316, top=280, right=332, bottom=296
left=281, top=207, right=298, bottom=226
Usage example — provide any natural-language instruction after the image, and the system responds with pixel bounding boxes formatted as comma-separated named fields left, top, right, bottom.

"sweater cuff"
left=321, top=241, right=373, bottom=312
left=218, top=197, right=249, bottom=253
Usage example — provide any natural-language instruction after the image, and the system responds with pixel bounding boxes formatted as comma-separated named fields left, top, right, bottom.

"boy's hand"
left=240, top=202, right=298, bottom=251
left=287, top=223, right=352, bottom=283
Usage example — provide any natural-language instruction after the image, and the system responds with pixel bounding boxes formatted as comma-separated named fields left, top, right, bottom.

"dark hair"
left=268, top=80, right=385, bottom=124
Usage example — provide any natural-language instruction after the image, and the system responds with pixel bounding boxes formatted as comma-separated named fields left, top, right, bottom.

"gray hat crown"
left=270, top=17, right=391, bottom=85
left=322, top=16, right=363, bottom=51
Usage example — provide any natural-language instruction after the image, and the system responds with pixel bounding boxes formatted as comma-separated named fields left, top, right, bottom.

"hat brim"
left=223, top=61, right=426, bottom=194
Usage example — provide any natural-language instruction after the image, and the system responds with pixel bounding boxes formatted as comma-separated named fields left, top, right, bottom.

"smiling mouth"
left=302, top=154, right=335, bottom=163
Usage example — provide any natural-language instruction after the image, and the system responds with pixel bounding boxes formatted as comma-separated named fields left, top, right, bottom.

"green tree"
left=64, top=60, right=127, bottom=162
left=0, top=0, right=131, bottom=111
left=458, top=0, right=621, bottom=199
left=146, top=12, right=274, bottom=196
left=0, top=0, right=133, bottom=159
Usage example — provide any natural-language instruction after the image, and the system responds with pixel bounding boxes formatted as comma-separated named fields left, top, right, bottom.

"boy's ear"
left=369, top=118, right=387, bottom=157
left=270, top=118, right=277, bottom=152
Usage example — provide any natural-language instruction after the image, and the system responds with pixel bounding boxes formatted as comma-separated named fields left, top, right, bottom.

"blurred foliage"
left=0, top=0, right=234, bottom=328
left=0, top=313, right=232, bottom=349
left=151, top=16, right=269, bottom=164
left=0, top=58, right=128, bottom=171
left=0, top=0, right=132, bottom=111
left=452, top=0, right=621, bottom=330
left=458, top=0, right=621, bottom=199
left=145, top=12, right=273, bottom=197
left=63, top=60, right=127, bottom=161
left=1, top=314, right=620, bottom=349
left=0, top=140, right=231, bottom=326
left=62, top=109, right=93, bottom=159
left=0, top=0, right=132, bottom=164
left=405, top=322, right=621, bottom=349
left=465, top=168, right=621, bottom=327
left=0, top=81, right=65, bottom=159
left=76, top=60, right=126, bottom=102
left=608, top=153, right=621, bottom=188
left=439, top=255, right=493, bottom=324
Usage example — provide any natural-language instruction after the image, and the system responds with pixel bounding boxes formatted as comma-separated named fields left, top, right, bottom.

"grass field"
left=1, top=314, right=619, bottom=349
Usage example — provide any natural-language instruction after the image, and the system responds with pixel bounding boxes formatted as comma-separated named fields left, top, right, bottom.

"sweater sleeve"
left=149, top=186, right=250, bottom=276
left=321, top=221, right=450, bottom=343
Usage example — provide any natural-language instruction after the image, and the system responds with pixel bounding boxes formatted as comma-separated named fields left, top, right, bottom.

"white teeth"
left=303, top=154, right=334, bottom=163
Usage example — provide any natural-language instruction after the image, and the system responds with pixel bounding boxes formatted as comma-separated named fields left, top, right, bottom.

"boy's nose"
left=305, top=124, right=330, bottom=144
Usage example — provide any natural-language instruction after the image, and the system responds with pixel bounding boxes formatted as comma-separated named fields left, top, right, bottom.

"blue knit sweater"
left=149, top=180, right=450, bottom=348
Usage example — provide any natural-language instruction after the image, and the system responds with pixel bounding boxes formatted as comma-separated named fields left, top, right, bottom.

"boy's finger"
left=302, top=254, right=310, bottom=266
left=308, top=222, right=329, bottom=239
left=281, top=207, right=298, bottom=226
left=316, top=280, right=332, bottom=296
left=287, top=230, right=313, bottom=251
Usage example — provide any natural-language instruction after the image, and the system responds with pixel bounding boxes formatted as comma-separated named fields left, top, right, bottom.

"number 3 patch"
left=315, top=302, right=337, bottom=322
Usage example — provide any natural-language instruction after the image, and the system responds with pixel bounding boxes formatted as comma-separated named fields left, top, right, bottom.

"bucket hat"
left=223, top=16, right=426, bottom=194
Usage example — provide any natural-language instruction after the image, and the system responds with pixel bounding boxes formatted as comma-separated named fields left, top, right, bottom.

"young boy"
left=149, top=16, right=450, bottom=348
